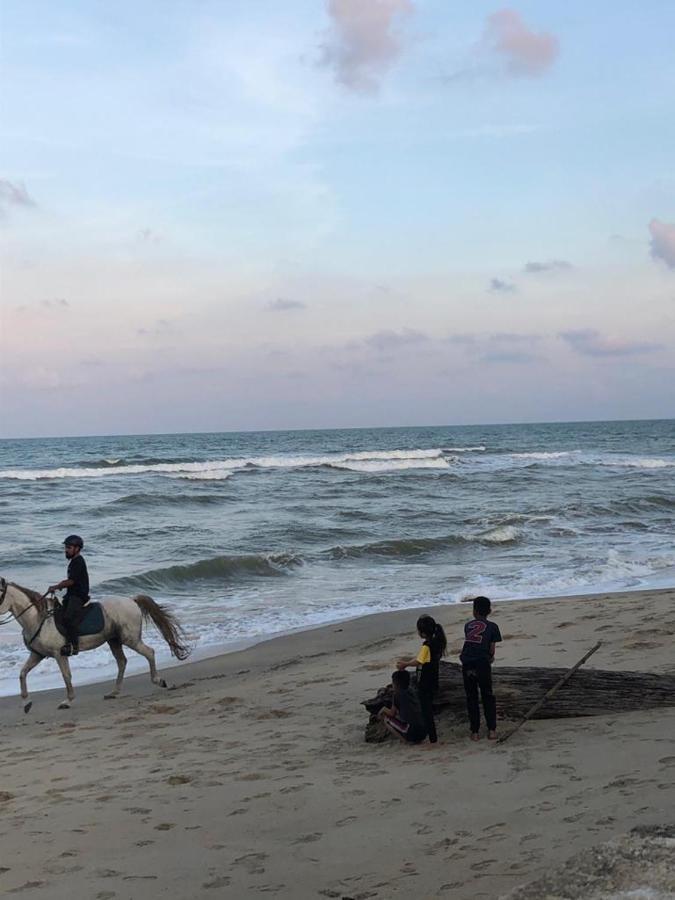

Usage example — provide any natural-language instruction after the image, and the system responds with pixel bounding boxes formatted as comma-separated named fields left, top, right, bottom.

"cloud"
left=524, top=259, right=572, bottom=274
left=365, top=328, right=428, bottom=350
left=0, top=179, right=37, bottom=213
left=648, top=219, right=675, bottom=270
left=41, top=298, right=69, bottom=310
left=559, top=329, right=663, bottom=357
left=137, top=319, right=173, bottom=338
left=320, top=0, right=413, bottom=93
left=266, top=298, right=307, bottom=312
left=486, top=9, right=559, bottom=77
left=488, top=277, right=516, bottom=293
left=482, top=350, right=539, bottom=364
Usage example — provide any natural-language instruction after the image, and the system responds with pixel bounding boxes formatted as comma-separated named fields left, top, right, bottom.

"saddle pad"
left=78, top=602, right=105, bottom=636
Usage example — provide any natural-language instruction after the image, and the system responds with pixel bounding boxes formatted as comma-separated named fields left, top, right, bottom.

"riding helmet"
left=63, top=534, right=84, bottom=548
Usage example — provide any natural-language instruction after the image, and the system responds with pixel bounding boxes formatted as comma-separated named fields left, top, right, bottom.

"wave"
left=476, top=524, right=520, bottom=544
left=326, top=457, right=451, bottom=473
left=327, top=534, right=469, bottom=560
left=596, top=456, right=674, bottom=469
left=0, top=447, right=451, bottom=480
left=442, top=445, right=486, bottom=452
left=511, top=451, right=575, bottom=460
left=101, top=552, right=303, bottom=591
left=326, top=525, right=520, bottom=559
left=106, top=492, right=229, bottom=509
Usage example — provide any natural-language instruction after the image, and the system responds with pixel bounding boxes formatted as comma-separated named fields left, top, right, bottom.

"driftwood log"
left=362, top=661, right=675, bottom=742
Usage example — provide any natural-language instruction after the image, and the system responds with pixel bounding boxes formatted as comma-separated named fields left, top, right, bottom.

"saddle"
left=53, top=601, right=105, bottom=638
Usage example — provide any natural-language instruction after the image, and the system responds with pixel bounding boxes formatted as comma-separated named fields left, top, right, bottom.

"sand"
left=0, top=587, right=674, bottom=899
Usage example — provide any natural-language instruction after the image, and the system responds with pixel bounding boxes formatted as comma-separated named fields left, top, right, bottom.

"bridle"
left=0, top=580, right=53, bottom=640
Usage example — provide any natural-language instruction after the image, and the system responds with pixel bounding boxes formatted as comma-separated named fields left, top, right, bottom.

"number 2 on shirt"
left=465, top=620, right=487, bottom=643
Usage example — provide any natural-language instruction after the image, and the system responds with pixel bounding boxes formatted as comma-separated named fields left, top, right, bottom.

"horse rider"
left=47, top=534, right=90, bottom=657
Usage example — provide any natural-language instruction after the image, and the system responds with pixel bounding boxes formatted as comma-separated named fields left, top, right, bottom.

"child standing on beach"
left=397, top=615, right=447, bottom=744
left=379, top=670, right=428, bottom=744
left=460, top=596, right=502, bottom=741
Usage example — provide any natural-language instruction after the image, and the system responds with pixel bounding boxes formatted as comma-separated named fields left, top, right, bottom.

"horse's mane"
left=10, top=583, right=50, bottom=616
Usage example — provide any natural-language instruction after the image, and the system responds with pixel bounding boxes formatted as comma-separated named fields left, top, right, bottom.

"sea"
left=1, top=419, right=674, bottom=696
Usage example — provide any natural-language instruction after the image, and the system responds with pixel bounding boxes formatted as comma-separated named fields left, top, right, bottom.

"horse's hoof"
left=104, top=692, right=118, bottom=700
left=58, top=701, right=71, bottom=710
left=159, top=679, right=168, bottom=688
left=23, top=701, right=32, bottom=714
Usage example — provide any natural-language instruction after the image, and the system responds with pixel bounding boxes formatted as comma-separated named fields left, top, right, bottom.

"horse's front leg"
left=19, top=651, right=43, bottom=714
left=55, top=653, right=75, bottom=709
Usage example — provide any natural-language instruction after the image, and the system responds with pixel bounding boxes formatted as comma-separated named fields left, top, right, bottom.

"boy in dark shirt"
left=48, top=534, right=90, bottom=657
left=460, top=596, right=502, bottom=741
left=379, top=670, right=428, bottom=744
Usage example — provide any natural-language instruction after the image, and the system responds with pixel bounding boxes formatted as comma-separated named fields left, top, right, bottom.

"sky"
left=1, top=0, right=674, bottom=438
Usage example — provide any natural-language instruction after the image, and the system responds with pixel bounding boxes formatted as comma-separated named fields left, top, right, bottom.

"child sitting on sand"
left=396, top=615, right=447, bottom=743
left=460, top=596, right=502, bottom=741
left=379, top=670, right=428, bottom=744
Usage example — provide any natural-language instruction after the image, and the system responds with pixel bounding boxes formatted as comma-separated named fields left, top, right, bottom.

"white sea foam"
left=328, top=457, right=450, bottom=473
left=0, top=448, right=449, bottom=480
left=598, top=456, right=673, bottom=469
left=442, top=445, right=486, bottom=452
left=476, top=525, right=520, bottom=543
left=511, top=451, right=574, bottom=460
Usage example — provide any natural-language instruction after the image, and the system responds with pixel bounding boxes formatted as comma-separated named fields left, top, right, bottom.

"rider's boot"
left=71, top=639, right=79, bottom=656
left=60, top=643, right=73, bottom=657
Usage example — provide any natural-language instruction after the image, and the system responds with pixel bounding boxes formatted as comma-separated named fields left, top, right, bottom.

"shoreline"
left=1, top=583, right=673, bottom=712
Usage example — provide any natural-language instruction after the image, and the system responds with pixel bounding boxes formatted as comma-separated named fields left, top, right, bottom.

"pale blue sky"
left=1, top=1, right=674, bottom=436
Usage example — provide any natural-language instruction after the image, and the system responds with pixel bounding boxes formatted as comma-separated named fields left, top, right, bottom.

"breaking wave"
left=102, top=552, right=303, bottom=591
left=0, top=447, right=451, bottom=480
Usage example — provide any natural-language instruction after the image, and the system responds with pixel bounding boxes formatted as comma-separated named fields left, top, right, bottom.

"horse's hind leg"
left=131, top=640, right=169, bottom=689
left=104, top=639, right=127, bottom=699
left=19, top=651, right=43, bottom=714
left=55, top=654, right=75, bottom=709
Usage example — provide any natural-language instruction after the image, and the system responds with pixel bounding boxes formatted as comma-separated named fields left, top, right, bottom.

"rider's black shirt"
left=65, top=554, right=89, bottom=601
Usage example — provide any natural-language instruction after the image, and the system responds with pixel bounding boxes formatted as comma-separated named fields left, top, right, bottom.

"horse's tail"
left=133, top=595, right=191, bottom=660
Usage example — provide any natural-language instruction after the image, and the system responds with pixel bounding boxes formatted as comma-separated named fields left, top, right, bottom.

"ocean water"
left=1, top=419, right=674, bottom=695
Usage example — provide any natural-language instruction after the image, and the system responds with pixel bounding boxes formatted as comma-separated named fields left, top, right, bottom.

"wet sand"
left=1, top=587, right=674, bottom=899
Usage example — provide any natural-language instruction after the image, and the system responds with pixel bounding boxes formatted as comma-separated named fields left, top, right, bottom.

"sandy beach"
left=1, top=587, right=674, bottom=899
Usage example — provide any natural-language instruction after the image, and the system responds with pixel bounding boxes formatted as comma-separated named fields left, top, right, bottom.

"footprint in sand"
left=293, top=833, right=323, bottom=844
left=154, top=823, right=175, bottom=831
left=232, top=852, right=267, bottom=874
left=166, top=775, right=193, bottom=786
left=202, top=876, right=231, bottom=889
left=658, top=756, right=675, bottom=767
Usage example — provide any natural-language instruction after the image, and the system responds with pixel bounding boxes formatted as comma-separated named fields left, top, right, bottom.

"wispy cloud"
left=320, top=0, right=413, bottom=93
left=365, top=327, right=428, bottom=350
left=266, top=298, right=307, bottom=312
left=648, top=219, right=675, bottom=270
left=41, top=298, right=69, bottom=310
left=0, top=179, right=37, bottom=214
left=524, top=259, right=572, bottom=274
left=486, top=9, right=559, bottom=77
left=559, top=329, right=663, bottom=357
left=137, top=319, right=173, bottom=338
left=488, top=277, right=516, bottom=293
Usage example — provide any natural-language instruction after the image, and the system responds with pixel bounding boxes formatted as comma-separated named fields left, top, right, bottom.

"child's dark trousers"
left=462, top=661, right=496, bottom=733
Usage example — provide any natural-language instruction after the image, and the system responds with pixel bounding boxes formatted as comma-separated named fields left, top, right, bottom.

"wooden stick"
left=497, top=641, right=602, bottom=744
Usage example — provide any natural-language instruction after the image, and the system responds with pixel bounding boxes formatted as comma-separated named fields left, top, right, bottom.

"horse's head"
left=0, top=579, right=47, bottom=619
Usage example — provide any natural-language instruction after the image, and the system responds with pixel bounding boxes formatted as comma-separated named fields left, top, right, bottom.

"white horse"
left=0, top=577, right=190, bottom=711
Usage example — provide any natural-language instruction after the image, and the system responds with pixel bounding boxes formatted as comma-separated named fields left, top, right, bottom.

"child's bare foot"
left=487, top=730, right=497, bottom=740
left=470, top=732, right=480, bottom=742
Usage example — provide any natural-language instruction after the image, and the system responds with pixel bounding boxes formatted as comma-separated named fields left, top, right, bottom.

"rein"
left=0, top=583, right=55, bottom=644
